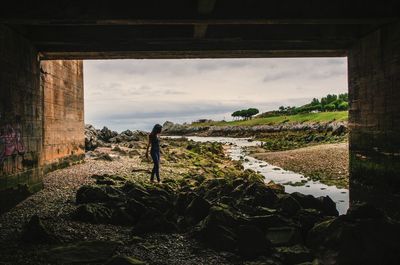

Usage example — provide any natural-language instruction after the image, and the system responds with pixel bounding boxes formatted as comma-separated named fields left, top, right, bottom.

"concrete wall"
left=0, top=25, right=43, bottom=212
left=41, top=60, right=85, bottom=173
left=0, top=26, right=85, bottom=213
left=348, top=22, right=400, bottom=218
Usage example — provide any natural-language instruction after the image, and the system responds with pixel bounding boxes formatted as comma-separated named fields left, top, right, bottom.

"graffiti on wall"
left=0, top=116, right=26, bottom=174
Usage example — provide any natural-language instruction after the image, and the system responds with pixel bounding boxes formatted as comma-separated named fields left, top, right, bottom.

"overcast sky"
left=84, top=58, right=348, bottom=132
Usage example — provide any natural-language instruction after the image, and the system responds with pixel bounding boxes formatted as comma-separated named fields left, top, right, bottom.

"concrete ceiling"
left=1, top=0, right=399, bottom=59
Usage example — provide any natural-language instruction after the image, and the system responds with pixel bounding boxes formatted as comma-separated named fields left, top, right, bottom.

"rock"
left=100, top=126, right=118, bottom=141
left=295, top=209, right=323, bottom=235
left=290, top=192, right=322, bottom=210
left=291, top=192, right=338, bottom=216
left=105, top=255, right=147, bottom=265
left=245, top=214, right=293, bottom=232
left=122, top=182, right=150, bottom=200
left=346, top=202, right=384, bottom=219
left=266, top=226, right=302, bottom=247
left=146, top=195, right=174, bottom=214
left=279, top=195, right=302, bottom=216
left=274, top=245, right=314, bottom=265
left=76, top=185, right=110, bottom=204
left=94, top=153, right=114, bottom=161
left=111, top=207, right=134, bottom=226
left=195, top=222, right=237, bottom=252
left=175, top=192, right=196, bottom=215
left=266, top=181, right=285, bottom=193
left=73, top=203, right=113, bottom=224
left=85, top=124, right=100, bottom=151
left=194, top=205, right=238, bottom=251
left=317, top=196, right=338, bottom=217
left=21, top=215, right=58, bottom=244
left=244, top=182, right=278, bottom=207
left=185, top=196, right=211, bottom=225
left=307, top=204, right=400, bottom=265
left=237, top=225, right=271, bottom=258
left=332, top=124, right=347, bottom=136
left=132, top=208, right=176, bottom=234
left=126, top=199, right=147, bottom=220
left=45, top=241, right=120, bottom=264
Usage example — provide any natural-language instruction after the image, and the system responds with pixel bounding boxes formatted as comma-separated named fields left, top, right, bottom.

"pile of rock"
left=85, top=124, right=148, bottom=151
left=161, top=120, right=348, bottom=137
left=70, top=171, right=398, bottom=264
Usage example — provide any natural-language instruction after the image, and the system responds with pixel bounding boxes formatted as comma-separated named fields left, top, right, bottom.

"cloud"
left=84, top=58, right=348, bottom=131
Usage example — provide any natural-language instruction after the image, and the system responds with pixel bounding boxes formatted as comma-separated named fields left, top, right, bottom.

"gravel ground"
left=0, top=151, right=234, bottom=265
left=250, top=142, right=349, bottom=188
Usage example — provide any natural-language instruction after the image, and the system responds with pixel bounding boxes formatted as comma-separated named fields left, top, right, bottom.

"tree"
left=231, top=110, right=241, bottom=120
left=278, top=106, right=285, bottom=112
left=324, top=103, right=336, bottom=111
left=338, top=93, right=348, bottom=102
left=246, top=108, right=259, bottom=119
left=337, top=101, right=349, bottom=110
left=311, top=98, right=320, bottom=106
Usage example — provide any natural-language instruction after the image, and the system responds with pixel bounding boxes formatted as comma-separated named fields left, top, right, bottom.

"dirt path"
left=250, top=142, right=349, bottom=188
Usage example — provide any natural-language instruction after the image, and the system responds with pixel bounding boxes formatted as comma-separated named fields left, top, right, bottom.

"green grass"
left=191, top=111, right=348, bottom=127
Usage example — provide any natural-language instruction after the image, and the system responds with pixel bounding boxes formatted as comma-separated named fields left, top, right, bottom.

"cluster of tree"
left=276, top=93, right=349, bottom=115
left=231, top=108, right=259, bottom=120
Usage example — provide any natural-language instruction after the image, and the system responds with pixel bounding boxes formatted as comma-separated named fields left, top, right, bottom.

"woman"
left=146, top=124, right=162, bottom=183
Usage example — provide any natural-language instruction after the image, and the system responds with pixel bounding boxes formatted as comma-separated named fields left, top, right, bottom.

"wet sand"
left=249, top=142, right=349, bottom=188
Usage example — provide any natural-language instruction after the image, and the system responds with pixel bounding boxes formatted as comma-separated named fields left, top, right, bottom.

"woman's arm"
left=146, top=137, right=151, bottom=159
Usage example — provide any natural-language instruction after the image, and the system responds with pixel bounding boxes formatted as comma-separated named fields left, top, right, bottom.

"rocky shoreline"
left=0, top=126, right=399, bottom=265
left=161, top=121, right=348, bottom=139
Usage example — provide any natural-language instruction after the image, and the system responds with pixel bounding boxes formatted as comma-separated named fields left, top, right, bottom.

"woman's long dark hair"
left=149, top=124, right=162, bottom=139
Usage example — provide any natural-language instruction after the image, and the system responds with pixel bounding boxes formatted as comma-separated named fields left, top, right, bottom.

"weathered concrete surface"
left=0, top=25, right=42, bottom=212
left=1, top=1, right=399, bottom=59
left=41, top=60, right=85, bottom=173
left=348, top=21, right=400, bottom=218
left=0, top=27, right=85, bottom=213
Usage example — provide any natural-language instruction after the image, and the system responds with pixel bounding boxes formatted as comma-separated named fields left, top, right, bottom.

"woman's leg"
left=150, top=151, right=160, bottom=182
left=155, top=152, right=160, bottom=182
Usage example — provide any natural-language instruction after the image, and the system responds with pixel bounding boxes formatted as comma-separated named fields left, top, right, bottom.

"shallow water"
left=165, top=136, right=349, bottom=215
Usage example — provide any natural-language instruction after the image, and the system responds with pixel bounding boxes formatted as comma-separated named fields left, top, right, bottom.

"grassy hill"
left=191, top=111, right=348, bottom=127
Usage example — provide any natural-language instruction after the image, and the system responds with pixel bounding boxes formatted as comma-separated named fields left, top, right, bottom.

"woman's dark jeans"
left=150, top=151, right=160, bottom=182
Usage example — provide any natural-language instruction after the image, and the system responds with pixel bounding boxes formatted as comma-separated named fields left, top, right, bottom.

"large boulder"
left=244, top=214, right=293, bottom=232
left=45, top=241, right=120, bottom=264
left=132, top=208, right=177, bottom=234
left=126, top=199, right=147, bottom=220
left=111, top=207, right=135, bottom=226
left=193, top=205, right=238, bottom=251
left=185, top=196, right=211, bottom=225
left=290, top=192, right=338, bottom=217
left=307, top=203, right=400, bottom=265
left=100, top=126, right=118, bottom=141
left=85, top=124, right=100, bottom=151
left=105, top=255, right=147, bottom=265
left=279, top=195, right=302, bottom=217
left=243, top=182, right=278, bottom=208
left=76, top=185, right=110, bottom=204
left=266, top=226, right=303, bottom=247
left=237, top=225, right=271, bottom=258
left=21, top=215, right=59, bottom=244
left=274, top=245, right=314, bottom=265
left=73, top=203, right=113, bottom=224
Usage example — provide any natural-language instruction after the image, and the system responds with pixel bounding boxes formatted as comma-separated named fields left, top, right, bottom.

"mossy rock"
left=76, top=185, right=110, bottom=204
left=45, top=241, right=120, bottom=264
left=105, top=255, right=147, bottom=265
left=73, top=203, right=113, bottom=224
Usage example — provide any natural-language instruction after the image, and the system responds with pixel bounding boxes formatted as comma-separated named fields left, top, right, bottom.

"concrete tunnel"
left=0, top=1, right=399, bottom=219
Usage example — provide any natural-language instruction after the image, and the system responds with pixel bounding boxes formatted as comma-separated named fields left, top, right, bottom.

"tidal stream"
left=166, top=136, right=349, bottom=215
